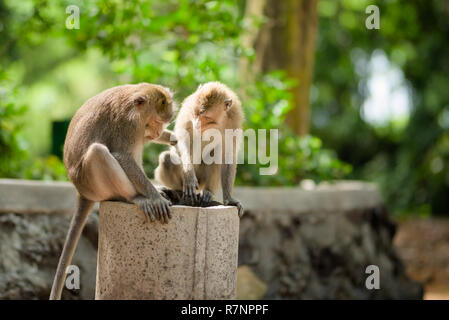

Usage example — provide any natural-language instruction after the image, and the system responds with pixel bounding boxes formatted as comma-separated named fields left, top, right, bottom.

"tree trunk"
left=239, top=0, right=267, bottom=98
left=243, top=0, right=319, bottom=136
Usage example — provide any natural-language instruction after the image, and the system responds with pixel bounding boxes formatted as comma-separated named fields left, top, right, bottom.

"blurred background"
left=0, top=0, right=448, bottom=299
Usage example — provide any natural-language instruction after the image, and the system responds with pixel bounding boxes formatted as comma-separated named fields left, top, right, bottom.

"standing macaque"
left=155, top=81, right=244, bottom=216
left=50, top=83, right=176, bottom=300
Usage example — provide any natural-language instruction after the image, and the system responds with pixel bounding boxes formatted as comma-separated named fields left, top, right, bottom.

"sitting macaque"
left=155, top=81, right=244, bottom=216
left=50, top=83, right=176, bottom=300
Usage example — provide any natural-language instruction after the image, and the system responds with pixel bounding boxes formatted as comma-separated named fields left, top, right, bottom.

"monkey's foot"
left=224, top=198, right=244, bottom=217
left=132, top=195, right=172, bottom=224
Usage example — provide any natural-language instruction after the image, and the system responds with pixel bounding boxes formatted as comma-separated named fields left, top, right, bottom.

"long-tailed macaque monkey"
left=155, top=81, right=244, bottom=216
left=50, top=83, right=176, bottom=300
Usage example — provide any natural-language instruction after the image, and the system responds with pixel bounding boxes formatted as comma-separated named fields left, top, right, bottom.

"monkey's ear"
left=224, top=98, right=232, bottom=111
left=164, top=87, right=174, bottom=99
left=133, top=96, right=146, bottom=107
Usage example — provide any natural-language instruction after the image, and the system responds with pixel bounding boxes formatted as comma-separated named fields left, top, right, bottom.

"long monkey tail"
left=49, top=195, right=94, bottom=300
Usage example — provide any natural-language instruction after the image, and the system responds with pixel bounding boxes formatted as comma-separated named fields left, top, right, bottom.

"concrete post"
left=95, top=201, right=239, bottom=300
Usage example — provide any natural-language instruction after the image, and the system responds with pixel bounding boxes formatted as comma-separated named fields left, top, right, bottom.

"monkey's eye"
left=199, top=109, right=206, bottom=115
left=224, top=98, right=232, bottom=109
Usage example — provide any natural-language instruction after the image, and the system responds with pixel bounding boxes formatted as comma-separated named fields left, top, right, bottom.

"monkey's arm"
left=221, top=163, right=244, bottom=217
left=112, top=152, right=158, bottom=195
left=176, top=133, right=198, bottom=205
left=152, top=130, right=177, bottom=146
left=112, top=151, right=171, bottom=221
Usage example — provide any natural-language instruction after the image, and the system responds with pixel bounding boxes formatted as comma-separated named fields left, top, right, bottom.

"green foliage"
left=0, top=73, right=27, bottom=177
left=237, top=72, right=351, bottom=186
left=19, top=155, right=68, bottom=181
left=313, top=0, right=449, bottom=215
left=47, top=0, right=244, bottom=98
left=0, top=1, right=359, bottom=190
left=0, top=0, right=347, bottom=184
left=0, top=72, right=68, bottom=181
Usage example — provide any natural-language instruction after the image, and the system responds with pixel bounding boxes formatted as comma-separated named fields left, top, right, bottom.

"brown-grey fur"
left=50, top=83, right=176, bottom=300
left=155, top=81, right=244, bottom=216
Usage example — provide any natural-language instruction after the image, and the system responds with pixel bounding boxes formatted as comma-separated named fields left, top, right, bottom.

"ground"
left=394, top=217, right=449, bottom=300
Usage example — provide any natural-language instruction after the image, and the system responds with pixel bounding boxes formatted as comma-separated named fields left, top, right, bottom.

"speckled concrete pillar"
left=95, top=202, right=239, bottom=300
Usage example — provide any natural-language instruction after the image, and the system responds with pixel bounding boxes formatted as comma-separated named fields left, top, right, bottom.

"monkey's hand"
left=183, top=173, right=199, bottom=206
left=199, top=189, right=213, bottom=207
left=224, top=198, right=244, bottom=218
left=133, top=194, right=172, bottom=224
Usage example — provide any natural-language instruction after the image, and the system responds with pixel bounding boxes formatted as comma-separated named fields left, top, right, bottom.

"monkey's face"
left=193, top=98, right=232, bottom=133
left=136, top=85, right=174, bottom=140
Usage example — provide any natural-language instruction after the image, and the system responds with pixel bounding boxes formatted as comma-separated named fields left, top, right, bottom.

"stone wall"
left=239, top=206, right=422, bottom=299
left=0, top=212, right=98, bottom=299
left=0, top=179, right=422, bottom=299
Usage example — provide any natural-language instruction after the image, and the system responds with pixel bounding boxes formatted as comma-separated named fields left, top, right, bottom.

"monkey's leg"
left=221, top=163, right=244, bottom=217
left=155, top=150, right=184, bottom=191
left=50, top=143, right=138, bottom=300
left=79, top=143, right=137, bottom=202
left=175, top=135, right=199, bottom=205
left=50, top=195, right=94, bottom=300
left=196, top=164, right=220, bottom=207
left=156, top=150, right=198, bottom=206
left=83, top=143, right=170, bottom=223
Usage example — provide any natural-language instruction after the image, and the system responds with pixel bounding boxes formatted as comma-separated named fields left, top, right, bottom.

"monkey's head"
left=192, top=82, right=237, bottom=133
left=131, top=83, right=175, bottom=140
